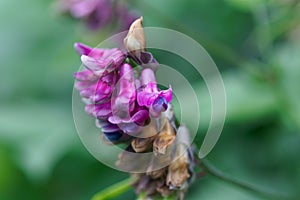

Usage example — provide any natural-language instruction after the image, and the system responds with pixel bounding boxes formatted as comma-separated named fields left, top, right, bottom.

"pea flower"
left=56, top=0, right=137, bottom=31
left=108, top=64, right=150, bottom=134
left=73, top=17, right=195, bottom=199
left=137, top=68, right=173, bottom=117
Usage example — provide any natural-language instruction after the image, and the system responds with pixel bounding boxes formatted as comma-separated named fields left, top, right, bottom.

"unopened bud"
left=124, top=17, right=146, bottom=57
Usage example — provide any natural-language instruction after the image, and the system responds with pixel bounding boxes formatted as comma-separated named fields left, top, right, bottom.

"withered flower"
left=153, top=116, right=176, bottom=155
left=167, top=125, right=192, bottom=189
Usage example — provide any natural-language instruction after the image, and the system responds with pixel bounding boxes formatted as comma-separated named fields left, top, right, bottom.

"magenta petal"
left=74, top=43, right=93, bottom=56
left=140, top=68, right=156, bottom=85
left=108, top=116, right=123, bottom=124
left=137, top=80, right=172, bottom=109
left=108, top=110, right=148, bottom=125
left=81, top=55, right=108, bottom=75
left=80, top=85, right=97, bottom=98
left=75, top=81, right=95, bottom=91
left=159, top=85, right=172, bottom=102
left=85, top=102, right=112, bottom=118
left=74, top=70, right=98, bottom=82
left=111, top=64, right=136, bottom=119
left=137, top=91, right=156, bottom=107
left=120, top=123, right=141, bottom=134
left=130, top=109, right=149, bottom=126
left=69, top=0, right=98, bottom=18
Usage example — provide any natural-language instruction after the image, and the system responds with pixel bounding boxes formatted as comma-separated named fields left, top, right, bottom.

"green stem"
left=91, top=177, right=134, bottom=200
left=201, top=159, right=294, bottom=200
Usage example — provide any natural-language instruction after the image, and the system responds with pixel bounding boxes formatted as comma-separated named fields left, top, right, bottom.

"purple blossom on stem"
left=74, top=43, right=129, bottom=142
left=109, top=64, right=150, bottom=133
left=75, top=43, right=125, bottom=77
left=72, top=17, right=196, bottom=200
left=137, top=68, right=172, bottom=117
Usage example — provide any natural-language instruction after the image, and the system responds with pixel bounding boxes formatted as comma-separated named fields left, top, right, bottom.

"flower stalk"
left=91, top=177, right=135, bottom=200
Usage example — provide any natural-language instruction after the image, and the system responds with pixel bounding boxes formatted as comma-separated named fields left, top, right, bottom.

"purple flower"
left=57, top=0, right=137, bottom=31
left=58, top=0, right=112, bottom=30
left=74, top=43, right=126, bottom=77
left=137, top=68, right=172, bottom=117
left=109, top=64, right=149, bottom=133
left=58, top=0, right=98, bottom=18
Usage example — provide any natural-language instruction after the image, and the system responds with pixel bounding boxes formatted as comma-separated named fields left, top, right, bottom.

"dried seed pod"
left=166, top=153, right=190, bottom=189
left=132, top=136, right=156, bottom=153
left=153, top=118, right=176, bottom=155
left=166, top=125, right=191, bottom=189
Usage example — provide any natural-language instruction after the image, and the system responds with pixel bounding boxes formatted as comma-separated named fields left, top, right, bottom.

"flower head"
left=73, top=17, right=196, bottom=199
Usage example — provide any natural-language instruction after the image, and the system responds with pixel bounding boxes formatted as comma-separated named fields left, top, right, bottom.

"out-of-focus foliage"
left=0, top=0, right=299, bottom=199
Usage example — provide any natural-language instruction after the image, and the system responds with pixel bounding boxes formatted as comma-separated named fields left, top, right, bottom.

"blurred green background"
left=1, top=0, right=300, bottom=199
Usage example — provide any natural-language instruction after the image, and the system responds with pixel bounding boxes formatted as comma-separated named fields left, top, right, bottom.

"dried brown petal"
left=166, top=155, right=190, bottom=189
left=131, top=136, right=156, bottom=153
left=131, top=119, right=158, bottom=153
left=146, top=167, right=166, bottom=179
left=153, top=119, right=176, bottom=155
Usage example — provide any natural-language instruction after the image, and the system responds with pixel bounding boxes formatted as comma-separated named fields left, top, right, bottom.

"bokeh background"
left=1, top=0, right=300, bottom=199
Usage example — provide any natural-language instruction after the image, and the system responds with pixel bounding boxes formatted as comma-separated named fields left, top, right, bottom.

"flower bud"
left=124, top=17, right=146, bottom=57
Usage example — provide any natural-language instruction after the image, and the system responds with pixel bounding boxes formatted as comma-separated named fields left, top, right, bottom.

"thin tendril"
left=201, top=159, right=295, bottom=200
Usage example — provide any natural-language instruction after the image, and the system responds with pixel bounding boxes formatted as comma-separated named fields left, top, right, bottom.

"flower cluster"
left=74, top=18, right=172, bottom=142
left=57, top=0, right=136, bottom=31
left=74, top=17, right=195, bottom=199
